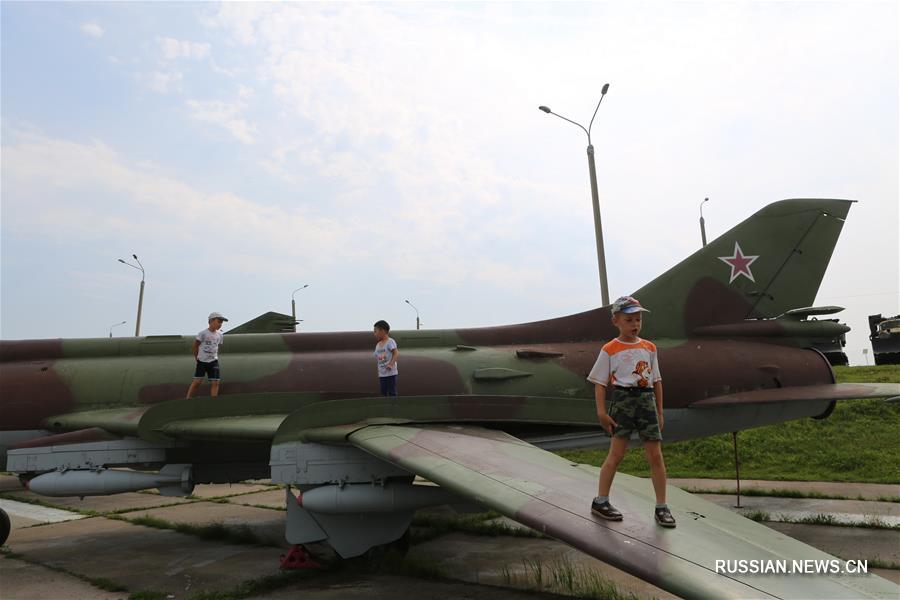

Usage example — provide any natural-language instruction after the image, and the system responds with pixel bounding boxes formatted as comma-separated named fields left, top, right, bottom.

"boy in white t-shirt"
left=185, top=312, right=228, bottom=399
left=586, top=296, right=675, bottom=528
left=373, top=320, right=399, bottom=397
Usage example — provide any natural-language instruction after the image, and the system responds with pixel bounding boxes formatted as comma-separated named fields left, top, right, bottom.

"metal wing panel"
left=158, top=415, right=289, bottom=440
left=348, top=424, right=896, bottom=600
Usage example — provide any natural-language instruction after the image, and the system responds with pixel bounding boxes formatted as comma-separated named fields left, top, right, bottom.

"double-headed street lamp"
left=108, top=320, right=127, bottom=338
left=539, top=83, right=611, bottom=306
left=405, top=299, right=421, bottom=330
left=118, top=254, right=145, bottom=336
left=291, top=285, right=309, bottom=332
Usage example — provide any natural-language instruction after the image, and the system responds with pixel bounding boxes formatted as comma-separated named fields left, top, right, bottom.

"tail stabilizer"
left=636, top=199, right=853, bottom=338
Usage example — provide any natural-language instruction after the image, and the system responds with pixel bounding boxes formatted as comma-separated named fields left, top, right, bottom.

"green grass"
left=411, top=511, right=548, bottom=544
left=868, top=558, right=900, bottom=570
left=117, top=514, right=277, bottom=547
left=833, top=365, right=900, bottom=383
left=183, top=571, right=317, bottom=600
left=500, top=556, right=640, bottom=600
left=558, top=365, right=900, bottom=483
left=128, top=592, right=169, bottom=600
left=742, top=511, right=900, bottom=530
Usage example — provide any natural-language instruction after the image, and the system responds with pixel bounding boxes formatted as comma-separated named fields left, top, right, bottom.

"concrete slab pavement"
left=670, top=478, right=900, bottom=500
left=119, top=500, right=287, bottom=546
left=225, top=489, right=287, bottom=510
left=2, top=479, right=898, bottom=599
left=764, top=522, right=900, bottom=563
left=0, top=498, right=86, bottom=528
left=6, top=515, right=284, bottom=597
left=188, top=482, right=276, bottom=499
left=0, top=555, right=127, bottom=600
left=699, top=493, right=900, bottom=526
left=1, top=489, right=191, bottom=514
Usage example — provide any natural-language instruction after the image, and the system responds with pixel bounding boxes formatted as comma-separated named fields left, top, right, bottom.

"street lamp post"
left=118, top=254, right=145, bottom=336
left=291, top=285, right=309, bottom=332
left=108, top=321, right=127, bottom=338
left=700, top=197, right=710, bottom=247
left=405, top=299, right=421, bottom=330
left=539, top=83, right=611, bottom=306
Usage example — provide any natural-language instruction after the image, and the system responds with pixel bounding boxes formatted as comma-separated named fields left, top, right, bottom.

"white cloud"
left=200, top=2, right=896, bottom=348
left=80, top=22, right=104, bottom=38
left=1, top=131, right=556, bottom=310
left=139, top=70, right=183, bottom=94
left=186, top=87, right=257, bottom=144
left=158, top=37, right=211, bottom=61
left=3, top=3, right=896, bottom=345
left=1, top=133, right=355, bottom=273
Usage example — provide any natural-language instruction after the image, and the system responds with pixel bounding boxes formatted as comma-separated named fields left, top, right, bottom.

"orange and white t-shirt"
left=587, top=338, right=661, bottom=389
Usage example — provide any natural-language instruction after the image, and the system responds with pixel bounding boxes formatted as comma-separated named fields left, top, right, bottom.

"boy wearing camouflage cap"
left=586, top=296, right=675, bottom=527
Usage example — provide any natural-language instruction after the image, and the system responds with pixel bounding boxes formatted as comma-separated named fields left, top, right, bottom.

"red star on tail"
left=718, top=242, right=759, bottom=283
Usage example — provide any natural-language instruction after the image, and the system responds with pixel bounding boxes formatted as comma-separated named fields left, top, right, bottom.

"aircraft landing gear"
left=0, top=507, right=10, bottom=546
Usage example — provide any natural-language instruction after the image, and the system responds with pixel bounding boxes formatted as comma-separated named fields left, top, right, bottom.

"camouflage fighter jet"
left=2, top=198, right=898, bottom=599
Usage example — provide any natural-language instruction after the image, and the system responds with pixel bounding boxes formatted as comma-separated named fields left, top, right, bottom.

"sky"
left=1, top=1, right=897, bottom=365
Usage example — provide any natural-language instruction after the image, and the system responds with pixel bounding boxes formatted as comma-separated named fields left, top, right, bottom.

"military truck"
left=868, top=313, right=900, bottom=365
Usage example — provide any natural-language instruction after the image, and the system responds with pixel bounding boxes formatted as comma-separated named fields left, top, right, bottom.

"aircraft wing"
left=347, top=423, right=896, bottom=600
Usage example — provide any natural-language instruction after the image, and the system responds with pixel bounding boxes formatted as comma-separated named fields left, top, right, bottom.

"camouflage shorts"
left=608, top=387, right=662, bottom=441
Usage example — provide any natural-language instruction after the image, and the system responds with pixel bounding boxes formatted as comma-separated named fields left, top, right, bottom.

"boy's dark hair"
left=374, top=320, right=390, bottom=332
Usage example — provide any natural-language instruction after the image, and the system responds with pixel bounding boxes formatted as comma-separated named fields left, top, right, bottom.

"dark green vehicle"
left=869, top=313, right=900, bottom=365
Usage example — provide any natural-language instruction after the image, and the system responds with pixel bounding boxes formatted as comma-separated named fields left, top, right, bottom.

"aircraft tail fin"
left=636, top=198, right=853, bottom=338
left=227, top=312, right=297, bottom=334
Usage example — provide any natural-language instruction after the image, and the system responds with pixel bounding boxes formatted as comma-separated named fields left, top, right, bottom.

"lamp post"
left=405, top=299, right=421, bottom=330
left=118, top=254, right=145, bottom=336
left=539, top=83, right=611, bottom=306
left=108, top=321, right=127, bottom=338
left=700, top=197, right=710, bottom=247
left=291, top=285, right=309, bottom=332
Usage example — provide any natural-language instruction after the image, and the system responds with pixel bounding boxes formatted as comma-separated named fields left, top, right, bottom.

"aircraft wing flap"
left=348, top=424, right=896, bottom=600
left=689, top=383, right=900, bottom=408
left=158, top=415, right=289, bottom=440
left=43, top=407, right=149, bottom=436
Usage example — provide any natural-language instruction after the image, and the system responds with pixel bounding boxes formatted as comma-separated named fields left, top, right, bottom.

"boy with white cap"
left=186, top=312, right=228, bottom=399
left=587, top=296, right=675, bottom=527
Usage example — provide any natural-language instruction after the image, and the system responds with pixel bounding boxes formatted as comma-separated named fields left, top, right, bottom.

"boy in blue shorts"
left=373, top=320, right=399, bottom=397
left=586, top=296, right=675, bottom=528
